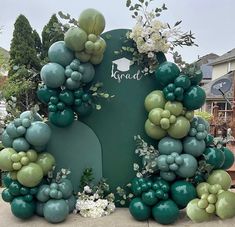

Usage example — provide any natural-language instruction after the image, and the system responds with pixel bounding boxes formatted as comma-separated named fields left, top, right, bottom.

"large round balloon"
left=129, top=198, right=151, bottom=221
left=17, top=163, right=43, bottom=187
left=207, top=170, right=231, bottom=190
left=78, top=8, right=105, bottom=36
left=183, top=86, right=206, bottom=110
left=152, top=199, right=179, bottom=225
left=203, top=147, right=225, bottom=169
left=37, top=85, right=60, bottom=104
left=144, top=90, right=166, bottom=112
left=216, top=191, right=235, bottom=219
left=186, top=198, right=212, bottom=222
left=221, top=147, right=234, bottom=169
left=11, top=197, right=36, bottom=219
left=155, top=61, right=180, bottom=87
left=0, top=148, right=16, bottom=171
left=164, top=101, right=183, bottom=116
left=40, top=63, right=65, bottom=88
left=25, top=121, right=51, bottom=147
left=158, top=137, right=183, bottom=155
left=43, top=199, right=70, bottom=223
left=170, top=180, right=197, bottom=209
left=145, top=119, right=167, bottom=140
left=36, top=153, right=55, bottom=175
left=49, top=108, right=74, bottom=127
left=167, top=116, right=190, bottom=139
left=183, top=137, right=206, bottom=157
left=2, top=130, right=13, bottom=147
left=12, top=137, right=30, bottom=152
left=58, top=179, right=73, bottom=199
left=48, top=41, right=74, bottom=67
left=176, top=154, right=198, bottom=178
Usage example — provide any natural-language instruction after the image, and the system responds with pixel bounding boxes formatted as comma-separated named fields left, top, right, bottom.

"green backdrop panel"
left=46, top=121, right=102, bottom=192
left=82, top=29, right=157, bottom=190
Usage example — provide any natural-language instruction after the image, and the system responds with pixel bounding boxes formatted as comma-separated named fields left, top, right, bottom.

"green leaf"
left=174, top=21, right=182, bottom=27
left=145, top=1, right=148, bottom=6
left=134, top=11, right=138, bottom=16
left=114, top=51, right=120, bottom=55
left=105, top=34, right=112, bottom=40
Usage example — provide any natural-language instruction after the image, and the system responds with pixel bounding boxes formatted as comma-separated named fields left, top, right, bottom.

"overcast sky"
left=1, top=0, right=235, bottom=62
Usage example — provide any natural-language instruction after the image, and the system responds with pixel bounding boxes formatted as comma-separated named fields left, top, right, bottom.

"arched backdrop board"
left=82, top=29, right=157, bottom=190
left=46, top=29, right=157, bottom=192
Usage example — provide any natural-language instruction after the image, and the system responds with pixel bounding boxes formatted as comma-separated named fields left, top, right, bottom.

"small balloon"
left=129, top=198, right=151, bottom=221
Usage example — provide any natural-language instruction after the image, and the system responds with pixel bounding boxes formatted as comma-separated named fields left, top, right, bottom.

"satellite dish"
left=211, top=78, right=232, bottom=95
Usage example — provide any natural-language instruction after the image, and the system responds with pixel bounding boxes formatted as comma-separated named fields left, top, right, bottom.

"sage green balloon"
left=36, top=153, right=55, bottom=175
left=12, top=137, right=30, bottom=152
left=66, top=195, right=76, bottom=213
left=196, top=182, right=210, bottom=198
left=17, top=163, right=43, bottom=187
left=43, top=199, right=69, bottom=223
left=176, top=154, right=198, bottom=178
left=207, top=170, right=231, bottom=190
left=2, top=131, right=13, bottom=147
left=144, top=90, right=166, bottom=112
left=36, top=201, right=45, bottom=217
left=183, top=137, right=206, bottom=157
left=25, top=121, right=51, bottom=147
left=48, top=41, right=74, bottom=67
left=158, top=137, right=182, bottom=155
left=216, top=191, right=235, bottom=219
left=186, top=198, right=212, bottom=222
left=20, top=111, right=43, bottom=121
left=58, top=179, right=73, bottom=199
left=0, top=148, right=16, bottom=171
left=40, top=63, right=65, bottom=89
left=167, top=116, right=190, bottom=139
left=145, top=119, right=167, bottom=140
left=36, top=185, right=50, bottom=202
left=164, top=101, right=183, bottom=116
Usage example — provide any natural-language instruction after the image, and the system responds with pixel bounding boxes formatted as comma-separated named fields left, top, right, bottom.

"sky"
left=0, top=0, right=235, bottom=63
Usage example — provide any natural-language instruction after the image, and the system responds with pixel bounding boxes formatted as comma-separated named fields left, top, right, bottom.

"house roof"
left=201, top=71, right=234, bottom=100
left=210, top=48, right=235, bottom=66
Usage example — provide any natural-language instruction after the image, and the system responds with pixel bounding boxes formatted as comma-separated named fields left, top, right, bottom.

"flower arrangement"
left=74, top=168, right=115, bottom=218
left=120, top=0, right=197, bottom=74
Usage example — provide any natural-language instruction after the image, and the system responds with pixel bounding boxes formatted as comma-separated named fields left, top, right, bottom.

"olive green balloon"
left=207, top=170, right=232, bottom=190
left=164, top=101, right=183, bottom=116
left=145, top=119, right=167, bottom=140
left=36, top=153, right=55, bottom=175
left=0, top=148, right=16, bottom=171
left=216, top=191, right=235, bottom=219
left=17, top=163, right=43, bottom=187
left=148, top=108, right=163, bottom=125
left=196, top=182, right=210, bottom=198
left=186, top=199, right=212, bottom=222
left=144, top=90, right=166, bottom=112
left=167, top=116, right=190, bottom=139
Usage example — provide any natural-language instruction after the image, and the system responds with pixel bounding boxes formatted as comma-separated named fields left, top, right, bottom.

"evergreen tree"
left=9, top=15, right=40, bottom=76
left=32, top=29, right=42, bottom=57
left=41, top=14, right=64, bottom=60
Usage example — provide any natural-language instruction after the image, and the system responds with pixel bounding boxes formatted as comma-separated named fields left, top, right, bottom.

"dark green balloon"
left=37, top=85, right=60, bottom=104
left=2, top=188, right=14, bottom=203
left=9, top=181, right=21, bottom=196
left=155, top=61, right=180, bottom=87
left=73, top=103, right=93, bottom=117
left=3, top=173, right=13, bottom=187
left=129, top=198, right=151, bottom=221
left=203, top=147, right=225, bottom=169
left=152, top=199, right=179, bottom=224
left=11, top=197, right=36, bottom=219
left=49, top=108, right=74, bottom=127
left=174, top=75, right=191, bottom=90
left=190, top=70, right=203, bottom=85
left=205, top=134, right=214, bottom=146
left=183, top=85, right=206, bottom=110
left=170, top=180, right=197, bottom=209
left=221, top=147, right=234, bottom=170
left=142, top=190, right=158, bottom=206
left=59, top=90, right=74, bottom=106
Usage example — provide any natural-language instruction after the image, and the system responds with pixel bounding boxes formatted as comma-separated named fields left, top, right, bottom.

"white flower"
left=84, top=186, right=92, bottom=193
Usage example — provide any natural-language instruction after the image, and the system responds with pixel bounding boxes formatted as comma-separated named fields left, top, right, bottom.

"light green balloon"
left=196, top=182, right=210, bottom=198
left=0, top=148, right=16, bottom=171
left=36, top=153, right=55, bottom=175
left=167, top=116, right=190, bottom=139
left=164, top=101, right=183, bottom=116
left=207, top=170, right=232, bottom=190
left=148, top=108, right=163, bottom=125
left=216, top=191, right=235, bottom=219
left=17, top=163, right=43, bottom=187
left=145, top=119, right=167, bottom=140
left=186, top=199, right=212, bottom=222
left=144, top=90, right=166, bottom=112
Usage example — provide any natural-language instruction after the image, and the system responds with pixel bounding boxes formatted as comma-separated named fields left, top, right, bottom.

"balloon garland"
left=0, top=8, right=107, bottom=223
left=129, top=60, right=235, bottom=224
